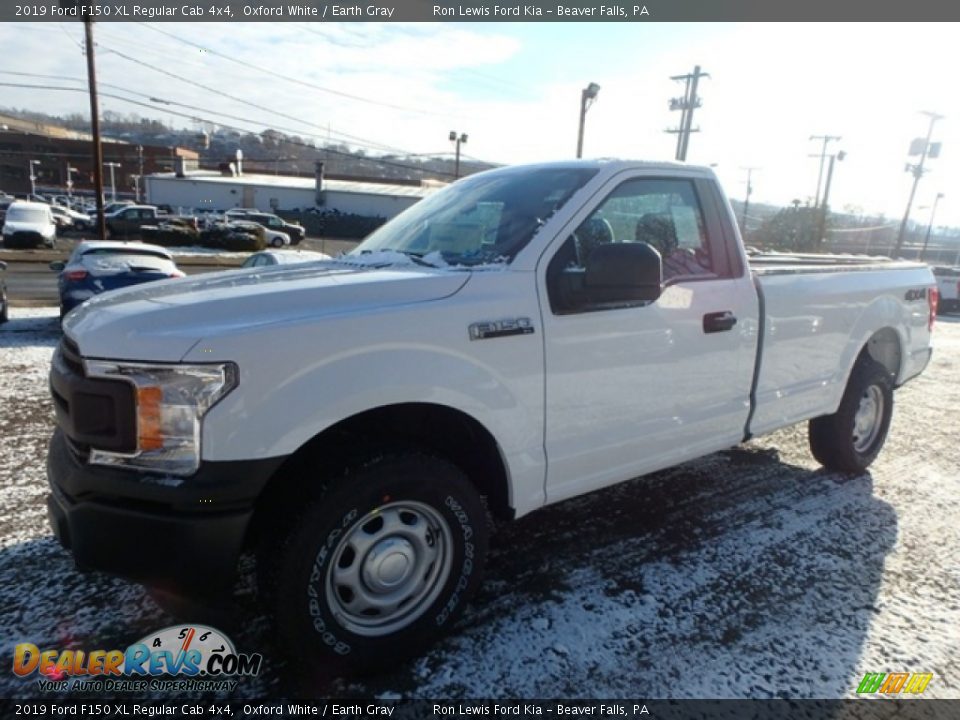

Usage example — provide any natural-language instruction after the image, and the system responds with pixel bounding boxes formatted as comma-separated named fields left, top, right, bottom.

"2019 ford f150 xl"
left=46, top=160, right=937, bottom=668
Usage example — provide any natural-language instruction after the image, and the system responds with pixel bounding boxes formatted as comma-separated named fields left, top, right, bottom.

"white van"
left=1, top=201, right=56, bottom=248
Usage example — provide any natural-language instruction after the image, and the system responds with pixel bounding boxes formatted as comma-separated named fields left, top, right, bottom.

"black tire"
left=0, top=290, right=8, bottom=324
left=809, top=357, right=894, bottom=473
left=270, top=452, right=488, bottom=670
left=270, top=235, right=284, bottom=248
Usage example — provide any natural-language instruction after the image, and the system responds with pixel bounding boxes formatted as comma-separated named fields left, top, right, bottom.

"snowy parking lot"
left=1, top=308, right=958, bottom=699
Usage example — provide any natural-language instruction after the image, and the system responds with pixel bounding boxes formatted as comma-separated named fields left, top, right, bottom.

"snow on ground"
left=0, top=309, right=957, bottom=700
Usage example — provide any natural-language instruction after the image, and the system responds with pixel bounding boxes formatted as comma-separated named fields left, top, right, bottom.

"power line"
left=0, top=69, right=405, bottom=156
left=0, top=82, right=457, bottom=179
left=95, top=43, right=414, bottom=156
left=138, top=23, right=457, bottom=120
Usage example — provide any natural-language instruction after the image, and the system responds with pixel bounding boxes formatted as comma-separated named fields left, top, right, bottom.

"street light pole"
left=28, top=159, right=40, bottom=197
left=921, top=192, right=944, bottom=262
left=740, top=167, right=758, bottom=235
left=576, top=82, right=600, bottom=159
left=65, top=164, right=77, bottom=198
left=104, top=162, right=120, bottom=201
left=448, top=131, right=468, bottom=179
left=894, top=111, right=944, bottom=258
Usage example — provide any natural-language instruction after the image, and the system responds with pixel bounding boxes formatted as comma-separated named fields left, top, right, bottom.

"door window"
left=547, top=178, right=715, bottom=314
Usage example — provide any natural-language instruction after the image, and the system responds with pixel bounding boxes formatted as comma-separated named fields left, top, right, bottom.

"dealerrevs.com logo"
left=13, top=625, right=263, bottom=693
left=856, top=672, right=933, bottom=695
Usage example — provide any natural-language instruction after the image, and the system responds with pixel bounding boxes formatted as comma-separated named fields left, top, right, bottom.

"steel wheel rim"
left=852, top=384, right=884, bottom=454
left=325, top=500, right=453, bottom=637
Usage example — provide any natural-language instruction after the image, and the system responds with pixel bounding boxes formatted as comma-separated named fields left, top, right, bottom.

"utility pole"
left=809, top=135, right=841, bottom=209
left=83, top=14, right=107, bottom=239
left=816, top=150, right=846, bottom=250
left=894, top=111, right=944, bottom=258
left=920, top=192, right=944, bottom=262
left=667, top=65, right=709, bottom=161
left=740, top=167, right=758, bottom=235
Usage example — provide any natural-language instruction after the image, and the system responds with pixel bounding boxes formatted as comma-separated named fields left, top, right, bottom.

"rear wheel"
left=269, top=452, right=488, bottom=670
left=0, top=289, right=8, bottom=324
left=809, top=358, right=894, bottom=473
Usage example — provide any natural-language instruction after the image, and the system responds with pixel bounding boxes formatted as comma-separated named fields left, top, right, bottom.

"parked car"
left=0, top=260, right=8, bottom=324
left=51, top=205, right=92, bottom=232
left=222, top=210, right=305, bottom=245
left=932, top=266, right=959, bottom=314
left=50, top=241, right=185, bottom=319
left=104, top=205, right=196, bottom=238
left=245, top=213, right=306, bottom=245
left=1, top=201, right=56, bottom=248
left=240, top=249, right=332, bottom=268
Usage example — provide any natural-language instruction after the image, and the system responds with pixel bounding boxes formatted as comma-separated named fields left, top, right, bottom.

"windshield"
left=352, top=167, right=597, bottom=266
left=6, top=206, right=50, bottom=224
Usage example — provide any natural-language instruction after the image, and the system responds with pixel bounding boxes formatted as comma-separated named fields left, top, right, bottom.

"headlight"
left=84, top=360, right=238, bottom=476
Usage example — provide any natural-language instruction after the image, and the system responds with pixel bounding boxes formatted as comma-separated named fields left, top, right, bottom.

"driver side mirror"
left=49, top=261, right=65, bottom=273
left=584, top=242, right=662, bottom=306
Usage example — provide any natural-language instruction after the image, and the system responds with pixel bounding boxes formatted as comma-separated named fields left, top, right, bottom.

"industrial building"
left=0, top=113, right=199, bottom=198
left=144, top=162, right=443, bottom=219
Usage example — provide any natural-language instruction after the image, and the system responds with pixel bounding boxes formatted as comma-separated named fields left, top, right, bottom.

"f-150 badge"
left=469, top=317, right=535, bottom=341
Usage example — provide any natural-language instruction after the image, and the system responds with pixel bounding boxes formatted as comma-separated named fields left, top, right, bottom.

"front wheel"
left=270, top=235, right=284, bottom=248
left=809, top=358, right=894, bottom=473
left=270, top=453, right=488, bottom=669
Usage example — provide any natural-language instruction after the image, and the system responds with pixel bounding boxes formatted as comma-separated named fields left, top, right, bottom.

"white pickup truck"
left=47, top=160, right=936, bottom=668
left=933, top=265, right=960, bottom=314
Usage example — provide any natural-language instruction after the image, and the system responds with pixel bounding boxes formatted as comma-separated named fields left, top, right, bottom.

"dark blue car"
left=51, top=241, right=185, bottom=320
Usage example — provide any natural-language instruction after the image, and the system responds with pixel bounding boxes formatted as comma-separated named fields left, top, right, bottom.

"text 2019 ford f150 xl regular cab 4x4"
left=46, top=160, right=936, bottom=668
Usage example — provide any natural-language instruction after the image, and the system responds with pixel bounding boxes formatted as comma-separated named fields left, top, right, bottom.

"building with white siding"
left=144, top=163, right=443, bottom=220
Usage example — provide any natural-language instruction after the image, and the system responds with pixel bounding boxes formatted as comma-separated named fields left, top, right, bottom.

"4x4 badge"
left=469, top=318, right=535, bottom=341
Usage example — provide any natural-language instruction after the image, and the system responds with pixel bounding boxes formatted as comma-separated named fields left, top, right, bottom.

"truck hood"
left=64, top=259, right=472, bottom=362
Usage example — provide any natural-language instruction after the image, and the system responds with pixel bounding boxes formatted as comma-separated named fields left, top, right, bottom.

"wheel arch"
left=246, top=402, right=514, bottom=549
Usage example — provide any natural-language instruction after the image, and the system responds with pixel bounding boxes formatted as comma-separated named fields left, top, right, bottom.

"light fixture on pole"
left=449, top=131, right=468, bottom=179
left=921, top=192, right=944, bottom=262
left=104, top=162, right=121, bottom=202
left=65, top=165, right=78, bottom=198
left=576, top=82, right=600, bottom=159
left=28, top=159, right=41, bottom=197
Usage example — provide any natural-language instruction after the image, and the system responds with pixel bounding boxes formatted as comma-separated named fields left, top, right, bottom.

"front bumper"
left=47, top=428, right=285, bottom=592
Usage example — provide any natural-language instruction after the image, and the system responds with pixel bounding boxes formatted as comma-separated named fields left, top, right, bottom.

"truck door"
left=537, top=174, right=758, bottom=502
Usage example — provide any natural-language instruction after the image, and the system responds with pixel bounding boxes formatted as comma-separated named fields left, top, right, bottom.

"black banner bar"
left=1, top=700, right=959, bottom=720
left=6, top=1, right=960, bottom=23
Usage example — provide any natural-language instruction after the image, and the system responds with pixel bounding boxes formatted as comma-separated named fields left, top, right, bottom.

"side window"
left=547, top=178, right=714, bottom=314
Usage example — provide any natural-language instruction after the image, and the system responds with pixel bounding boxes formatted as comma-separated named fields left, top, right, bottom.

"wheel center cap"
left=363, top=537, right=415, bottom=592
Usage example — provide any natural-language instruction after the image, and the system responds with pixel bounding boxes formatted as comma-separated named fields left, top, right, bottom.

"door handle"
left=703, top=311, right=737, bottom=333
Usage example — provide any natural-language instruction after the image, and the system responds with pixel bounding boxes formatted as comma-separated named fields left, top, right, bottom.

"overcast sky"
left=1, top=21, right=958, bottom=226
